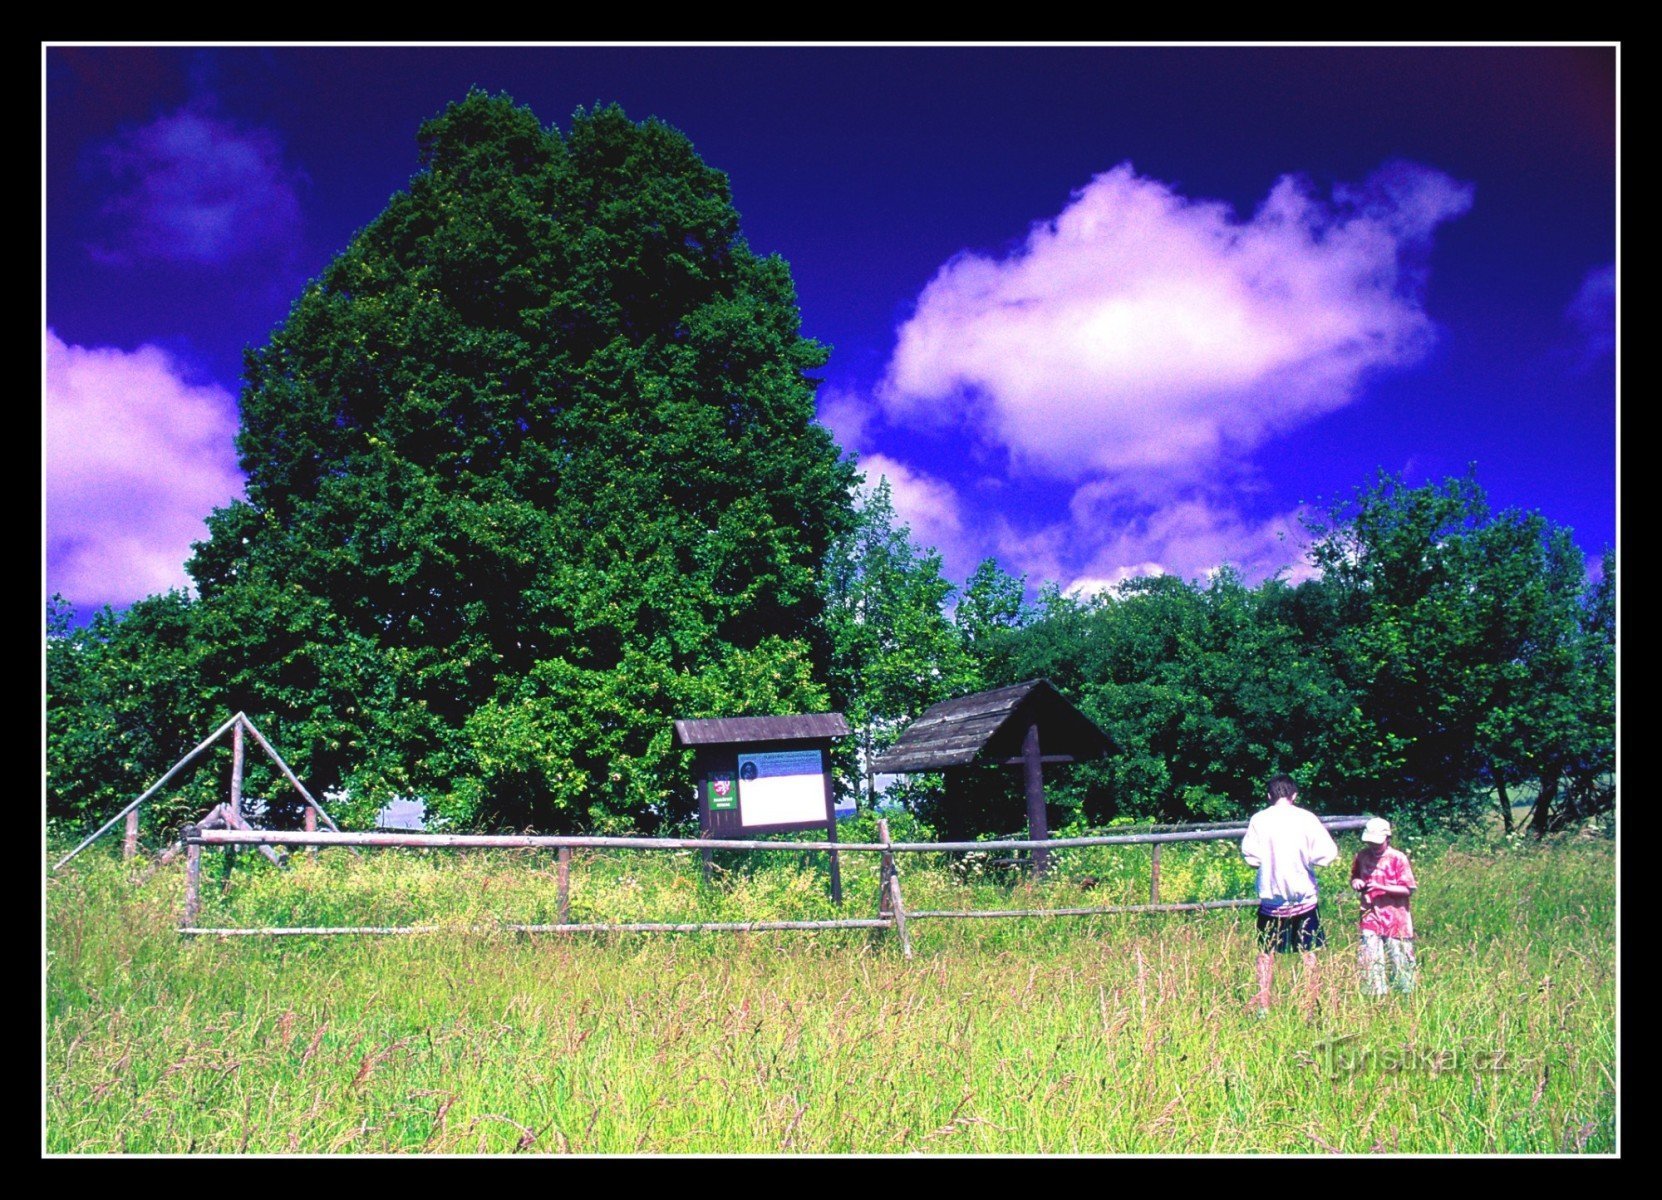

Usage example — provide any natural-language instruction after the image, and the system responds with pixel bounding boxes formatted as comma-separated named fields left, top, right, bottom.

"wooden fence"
left=177, top=816, right=1373, bottom=958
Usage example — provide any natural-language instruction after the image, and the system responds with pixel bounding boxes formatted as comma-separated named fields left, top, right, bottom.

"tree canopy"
left=56, top=91, right=855, bottom=834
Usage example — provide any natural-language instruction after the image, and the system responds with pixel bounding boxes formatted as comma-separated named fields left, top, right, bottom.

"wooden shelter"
left=673, top=712, right=850, bottom=902
left=872, top=679, right=1110, bottom=877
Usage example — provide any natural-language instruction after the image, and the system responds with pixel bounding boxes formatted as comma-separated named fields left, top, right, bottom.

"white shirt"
left=1240, top=799, right=1339, bottom=917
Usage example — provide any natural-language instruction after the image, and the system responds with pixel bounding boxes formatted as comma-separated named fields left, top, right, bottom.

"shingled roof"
left=673, top=713, right=849, bottom=747
left=871, top=679, right=1110, bottom=774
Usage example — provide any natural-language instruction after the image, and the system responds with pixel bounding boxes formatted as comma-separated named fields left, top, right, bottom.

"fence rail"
left=185, top=817, right=1372, bottom=855
left=174, top=816, right=1372, bottom=954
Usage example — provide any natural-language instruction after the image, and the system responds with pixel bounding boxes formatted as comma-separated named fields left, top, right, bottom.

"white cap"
left=1362, top=817, right=1391, bottom=844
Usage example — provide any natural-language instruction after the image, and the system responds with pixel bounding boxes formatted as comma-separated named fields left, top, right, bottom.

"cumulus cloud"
left=1057, top=490, right=1316, bottom=596
left=816, top=385, right=874, bottom=456
left=856, top=452, right=975, bottom=579
left=45, top=330, right=244, bottom=609
left=879, top=161, right=1472, bottom=483
left=90, top=107, right=304, bottom=266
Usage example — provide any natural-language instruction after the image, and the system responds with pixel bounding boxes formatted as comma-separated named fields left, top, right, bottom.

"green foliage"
left=987, top=570, right=1362, bottom=824
left=824, top=478, right=977, bottom=806
left=174, top=91, right=856, bottom=830
left=46, top=593, right=237, bottom=840
left=1306, top=472, right=1615, bottom=832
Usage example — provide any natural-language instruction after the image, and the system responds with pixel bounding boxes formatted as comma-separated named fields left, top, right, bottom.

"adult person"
left=1240, top=774, right=1338, bottom=1016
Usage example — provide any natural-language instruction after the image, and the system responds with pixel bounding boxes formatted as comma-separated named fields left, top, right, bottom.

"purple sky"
left=44, top=45, right=1617, bottom=615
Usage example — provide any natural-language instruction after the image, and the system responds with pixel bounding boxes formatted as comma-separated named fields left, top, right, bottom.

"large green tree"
left=186, top=91, right=855, bottom=831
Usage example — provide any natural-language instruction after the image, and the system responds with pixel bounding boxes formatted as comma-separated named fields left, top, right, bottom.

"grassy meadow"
left=45, top=827, right=1615, bottom=1154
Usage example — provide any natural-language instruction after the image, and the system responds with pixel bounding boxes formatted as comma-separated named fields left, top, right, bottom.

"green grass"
left=45, top=832, right=1614, bottom=1154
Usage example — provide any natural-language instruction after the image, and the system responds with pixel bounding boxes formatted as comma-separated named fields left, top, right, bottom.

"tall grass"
left=45, top=832, right=1614, bottom=1154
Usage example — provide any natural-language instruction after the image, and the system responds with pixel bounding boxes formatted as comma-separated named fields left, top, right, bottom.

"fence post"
left=875, top=819, right=912, bottom=959
left=224, top=717, right=245, bottom=891
left=123, top=809, right=139, bottom=861
left=557, top=847, right=571, bottom=925
left=304, top=805, right=317, bottom=861
left=183, top=828, right=202, bottom=927
left=876, top=819, right=894, bottom=916
left=1149, top=842, right=1161, bottom=905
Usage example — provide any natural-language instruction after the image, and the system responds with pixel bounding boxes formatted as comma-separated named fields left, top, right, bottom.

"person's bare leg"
left=1300, top=950, right=1320, bottom=1018
left=1253, top=952, right=1274, bottom=1011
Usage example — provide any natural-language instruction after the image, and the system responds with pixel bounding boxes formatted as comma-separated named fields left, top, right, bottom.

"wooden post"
left=887, top=869, right=913, bottom=960
left=1149, top=842, right=1162, bottom=905
left=876, top=819, right=895, bottom=916
left=225, top=718, right=245, bottom=890
left=123, top=809, right=139, bottom=861
left=557, top=847, right=571, bottom=925
left=1022, top=722, right=1049, bottom=880
left=183, top=829, right=202, bottom=927
left=826, top=814, right=843, bottom=907
left=874, top=818, right=912, bottom=957
left=304, top=805, right=317, bottom=861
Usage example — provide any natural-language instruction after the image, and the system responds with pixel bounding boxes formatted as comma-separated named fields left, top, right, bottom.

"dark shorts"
left=1256, top=907, right=1325, bottom=954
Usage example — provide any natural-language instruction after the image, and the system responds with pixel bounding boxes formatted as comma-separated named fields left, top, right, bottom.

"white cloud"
left=879, top=161, right=1472, bottom=484
left=816, top=385, right=873, bottom=455
left=985, top=487, right=1315, bottom=598
left=857, top=452, right=975, bottom=579
left=45, top=330, right=244, bottom=608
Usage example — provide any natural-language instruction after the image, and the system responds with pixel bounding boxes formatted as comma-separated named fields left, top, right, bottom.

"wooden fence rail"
left=186, top=817, right=1372, bottom=855
left=174, top=816, right=1372, bottom=955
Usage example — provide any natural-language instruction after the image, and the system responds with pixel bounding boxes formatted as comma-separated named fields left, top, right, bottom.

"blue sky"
left=45, top=44, right=1617, bottom=614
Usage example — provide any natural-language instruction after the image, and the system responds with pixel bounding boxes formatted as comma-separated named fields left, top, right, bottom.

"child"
left=1240, top=774, right=1339, bottom=1015
left=1350, top=817, right=1417, bottom=995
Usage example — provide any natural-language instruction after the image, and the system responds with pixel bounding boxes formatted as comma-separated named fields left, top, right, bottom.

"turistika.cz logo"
left=1293, top=1033, right=1512, bottom=1080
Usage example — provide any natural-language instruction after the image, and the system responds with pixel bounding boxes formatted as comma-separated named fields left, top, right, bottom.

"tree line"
left=45, top=91, right=1614, bottom=843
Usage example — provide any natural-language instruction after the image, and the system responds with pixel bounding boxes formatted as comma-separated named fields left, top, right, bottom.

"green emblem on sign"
left=708, top=774, right=738, bottom=811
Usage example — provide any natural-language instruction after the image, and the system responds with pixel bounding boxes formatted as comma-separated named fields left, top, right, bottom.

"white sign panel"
left=737, top=749, right=826, bottom=827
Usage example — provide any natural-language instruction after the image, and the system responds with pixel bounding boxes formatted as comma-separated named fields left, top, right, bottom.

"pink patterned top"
left=1351, top=846, right=1416, bottom=939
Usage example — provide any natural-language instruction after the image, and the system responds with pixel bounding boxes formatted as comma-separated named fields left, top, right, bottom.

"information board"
left=736, top=749, right=827, bottom=828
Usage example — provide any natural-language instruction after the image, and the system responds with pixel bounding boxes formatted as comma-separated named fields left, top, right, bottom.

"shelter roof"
left=673, top=713, right=849, bottom=747
left=871, top=679, right=1110, bottom=773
